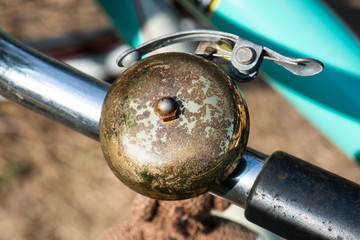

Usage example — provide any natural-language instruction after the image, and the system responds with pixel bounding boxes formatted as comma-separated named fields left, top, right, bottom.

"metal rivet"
left=235, top=47, right=255, bottom=65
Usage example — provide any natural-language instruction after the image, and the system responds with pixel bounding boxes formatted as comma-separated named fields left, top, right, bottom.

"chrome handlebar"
left=0, top=30, right=264, bottom=207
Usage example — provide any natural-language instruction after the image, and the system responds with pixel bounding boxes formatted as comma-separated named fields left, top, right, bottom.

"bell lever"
left=117, top=30, right=323, bottom=80
left=263, top=47, right=324, bottom=76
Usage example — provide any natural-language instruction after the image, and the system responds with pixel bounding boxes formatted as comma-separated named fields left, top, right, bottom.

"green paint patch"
left=140, top=170, right=155, bottom=182
left=118, top=112, right=138, bottom=134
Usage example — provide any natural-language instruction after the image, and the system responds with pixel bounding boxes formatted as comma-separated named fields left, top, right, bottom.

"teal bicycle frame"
left=98, top=0, right=360, bottom=162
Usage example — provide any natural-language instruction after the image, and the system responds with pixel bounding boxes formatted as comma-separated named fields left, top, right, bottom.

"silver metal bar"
left=0, top=30, right=266, bottom=206
left=210, top=147, right=267, bottom=208
left=117, top=29, right=239, bottom=67
left=0, top=30, right=110, bottom=140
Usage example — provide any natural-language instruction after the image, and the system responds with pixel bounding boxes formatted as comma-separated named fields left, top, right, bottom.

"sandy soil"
left=0, top=0, right=359, bottom=239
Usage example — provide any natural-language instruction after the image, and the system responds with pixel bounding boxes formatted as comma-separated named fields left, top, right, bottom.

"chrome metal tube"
left=0, top=30, right=110, bottom=140
left=210, top=147, right=267, bottom=208
left=0, top=30, right=265, bottom=207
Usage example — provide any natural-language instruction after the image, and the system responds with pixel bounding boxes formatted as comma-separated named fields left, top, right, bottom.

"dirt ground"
left=0, top=0, right=359, bottom=240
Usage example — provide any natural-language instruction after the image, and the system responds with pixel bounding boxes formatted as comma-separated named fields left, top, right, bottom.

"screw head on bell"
left=99, top=52, right=249, bottom=200
left=154, top=96, right=179, bottom=122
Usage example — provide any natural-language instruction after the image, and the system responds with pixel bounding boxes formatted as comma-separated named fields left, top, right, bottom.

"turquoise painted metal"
left=210, top=0, right=360, bottom=161
left=96, top=0, right=143, bottom=46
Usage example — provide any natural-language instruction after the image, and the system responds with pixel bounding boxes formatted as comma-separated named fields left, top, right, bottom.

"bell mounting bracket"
left=116, top=30, right=323, bottom=81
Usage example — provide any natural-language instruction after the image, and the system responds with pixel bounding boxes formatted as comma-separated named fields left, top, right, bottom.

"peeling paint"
left=99, top=52, right=249, bottom=200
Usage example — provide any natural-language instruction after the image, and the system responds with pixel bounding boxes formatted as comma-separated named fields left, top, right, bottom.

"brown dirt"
left=0, top=0, right=359, bottom=240
left=0, top=104, right=135, bottom=240
left=0, top=1, right=135, bottom=240
left=0, top=0, right=109, bottom=40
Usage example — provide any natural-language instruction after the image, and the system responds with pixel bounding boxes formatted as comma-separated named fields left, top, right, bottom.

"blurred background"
left=0, top=0, right=360, bottom=239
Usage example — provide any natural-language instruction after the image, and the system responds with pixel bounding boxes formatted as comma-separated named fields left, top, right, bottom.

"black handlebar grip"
left=244, top=151, right=360, bottom=240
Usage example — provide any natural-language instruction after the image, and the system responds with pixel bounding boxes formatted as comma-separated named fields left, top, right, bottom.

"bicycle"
left=1, top=1, right=360, bottom=239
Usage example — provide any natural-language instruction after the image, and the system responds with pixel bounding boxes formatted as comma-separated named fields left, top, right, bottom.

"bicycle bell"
left=99, top=30, right=323, bottom=200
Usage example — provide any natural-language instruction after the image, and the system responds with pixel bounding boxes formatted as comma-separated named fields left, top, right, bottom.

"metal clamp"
left=117, top=30, right=323, bottom=81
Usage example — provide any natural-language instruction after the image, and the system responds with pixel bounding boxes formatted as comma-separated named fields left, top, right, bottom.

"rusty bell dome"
left=99, top=52, right=249, bottom=200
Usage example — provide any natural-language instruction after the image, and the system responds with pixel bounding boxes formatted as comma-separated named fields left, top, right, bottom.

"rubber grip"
left=245, top=151, right=360, bottom=240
